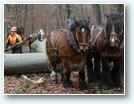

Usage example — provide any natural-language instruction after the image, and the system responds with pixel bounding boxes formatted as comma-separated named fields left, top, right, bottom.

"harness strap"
left=93, top=28, right=103, bottom=45
left=67, top=30, right=81, bottom=53
left=51, top=32, right=55, bottom=50
left=119, top=41, right=124, bottom=49
left=119, top=29, right=124, bottom=49
left=51, top=30, right=65, bottom=51
left=90, top=25, right=103, bottom=46
left=119, top=29, right=124, bottom=37
left=89, top=25, right=95, bottom=43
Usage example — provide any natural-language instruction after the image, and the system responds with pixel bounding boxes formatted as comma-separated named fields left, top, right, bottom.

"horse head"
left=75, top=18, right=90, bottom=52
left=17, top=27, right=24, bottom=35
left=105, top=12, right=124, bottom=48
left=38, top=29, right=45, bottom=41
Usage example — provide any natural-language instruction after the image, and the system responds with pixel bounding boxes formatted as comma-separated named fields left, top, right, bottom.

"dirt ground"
left=4, top=72, right=124, bottom=94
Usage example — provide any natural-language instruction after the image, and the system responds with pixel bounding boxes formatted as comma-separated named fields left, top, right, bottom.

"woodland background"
left=4, top=4, right=124, bottom=41
left=4, top=4, right=124, bottom=94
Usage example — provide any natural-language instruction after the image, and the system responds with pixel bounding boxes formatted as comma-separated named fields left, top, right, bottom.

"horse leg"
left=60, top=70, right=63, bottom=82
left=111, top=61, right=121, bottom=88
left=61, top=60, right=72, bottom=88
left=60, top=62, right=64, bottom=82
left=94, top=54, right=101, bottom=81
left=62, top=69, right=72, bottom=88
left=79, top=64, right=87, bottom=90
left=47, top=62, right=57, bottom=81
left=79, top=65, right=87, bottom=90
left=100, top=58, right=113, bottom=89
left=58, top=62, right=63, bottom=82
left=87, top=56, right=96, bottom=83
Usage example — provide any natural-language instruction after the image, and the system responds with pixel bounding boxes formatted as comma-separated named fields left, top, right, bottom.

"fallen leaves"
left=4, top=72, right=124, bottom=94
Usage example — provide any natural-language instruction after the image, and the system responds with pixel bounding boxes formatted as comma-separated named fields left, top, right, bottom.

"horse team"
left=11, top=12, right=124, bottom=90
left=46, top=12, right=124, bottom=90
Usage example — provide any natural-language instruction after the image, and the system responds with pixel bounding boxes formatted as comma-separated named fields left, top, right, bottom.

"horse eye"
left=81, top=28, right=85, bottom=32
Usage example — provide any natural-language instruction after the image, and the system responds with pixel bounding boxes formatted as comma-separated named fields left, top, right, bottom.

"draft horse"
left=46, top=19, right=90, bottom=90
left=87, top=12, right=124, bottom=88
left=102, top=12, right=124, bottom=88
left=86, top=25, right=107, bottom=83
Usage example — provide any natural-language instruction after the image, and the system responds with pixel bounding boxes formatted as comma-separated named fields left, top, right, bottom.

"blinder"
left=77, top=28, right=90, bottom=51
left=109, top=23, right=123, bottom=48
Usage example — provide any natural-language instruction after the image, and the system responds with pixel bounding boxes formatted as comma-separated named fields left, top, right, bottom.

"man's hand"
left=15, top=41, right=23, bottom=48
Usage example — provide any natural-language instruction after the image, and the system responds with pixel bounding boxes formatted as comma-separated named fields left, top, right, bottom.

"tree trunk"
left=80, top=4, right=84, bottom=18
left=23, top=5, right=27, bottom=37
left=116, top=4, right=124, bottom=13
left=58, top=5, right=64, bottom=27
left=92, top=4, right=102, bottom=25
left=4, top=53, right=50, bottom=75
left=66, top=4, right=75, bottom=19
left=31, top=4, right=34, bottom=33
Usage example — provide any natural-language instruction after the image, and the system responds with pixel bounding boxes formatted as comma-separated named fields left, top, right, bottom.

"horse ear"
left=73, top=18, right=80, bottom=27
left=104, top=13, right=109, bottom=18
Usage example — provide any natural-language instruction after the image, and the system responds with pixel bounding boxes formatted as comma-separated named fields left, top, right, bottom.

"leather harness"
left=89, top=25, right=104, bottom=46
left=67, top=30, right=81, bottom=53
left=51, top=29, right=81, bottom=53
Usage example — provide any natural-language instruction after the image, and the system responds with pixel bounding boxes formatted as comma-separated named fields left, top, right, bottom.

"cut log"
left=4, top=53, right=50, bottom=75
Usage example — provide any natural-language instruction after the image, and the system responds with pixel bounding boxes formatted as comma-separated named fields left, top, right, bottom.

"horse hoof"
left=113, top=83, right=121, bottom=88
left=80, top=82, right=88, bottom=90
left=99, top=82, right=113, bottom=89
left=63, top=81, right=73, bottom=88
left=88, top=79, right=96, bottom=83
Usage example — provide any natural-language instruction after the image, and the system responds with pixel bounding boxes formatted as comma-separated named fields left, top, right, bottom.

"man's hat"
left=11, top=26, right=17, bottom=32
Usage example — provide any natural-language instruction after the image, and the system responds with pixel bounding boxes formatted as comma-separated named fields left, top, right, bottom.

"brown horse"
left=46, top=19, right=90, bottom=90
left=102, top=12, right=124, bottom=88
left=87, top=12, right=124, bottom=88
left=86, top=25, right=107, bottom=83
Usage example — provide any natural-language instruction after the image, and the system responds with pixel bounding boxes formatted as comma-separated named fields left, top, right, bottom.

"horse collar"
left=90, top=25, right=103, bottom=46
left=67, top=30, right=81, bottom=53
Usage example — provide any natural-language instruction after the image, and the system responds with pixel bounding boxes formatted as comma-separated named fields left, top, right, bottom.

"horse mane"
left=68, top=19, right=90, bottom=32
left=106, top=12, right=124, bottom=35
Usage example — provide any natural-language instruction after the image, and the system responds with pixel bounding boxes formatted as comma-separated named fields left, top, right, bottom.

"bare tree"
left=92, top=4, right=102, bottom=25
left=80, top=4, right=84, bottom=18
left=116, top=4, right=124, bottom=13
left=4, top=4, right=123, bottom=40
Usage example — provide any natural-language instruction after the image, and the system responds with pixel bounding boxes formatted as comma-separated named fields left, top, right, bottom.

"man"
left=5, top=26, right=22, bottom=54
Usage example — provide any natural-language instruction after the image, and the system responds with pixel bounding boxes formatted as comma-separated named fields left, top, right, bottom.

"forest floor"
left=4, top=72, right=124, bottom=94
left=4, top=45, right=124, bottom=94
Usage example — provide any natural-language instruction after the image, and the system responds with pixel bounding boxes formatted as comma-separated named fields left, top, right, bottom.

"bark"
left=92, top=4, right=102, bottom=25
left=4, top=53, right=50, bottom=75
left=116, top=4, right=124, bottom=13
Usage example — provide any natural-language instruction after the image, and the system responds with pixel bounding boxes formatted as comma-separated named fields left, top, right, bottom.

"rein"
left=67, top=29, right=81, bottom=53
left=89, top=25, right=104, bottom=46
left=118, top=29, right=124, bottom=48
